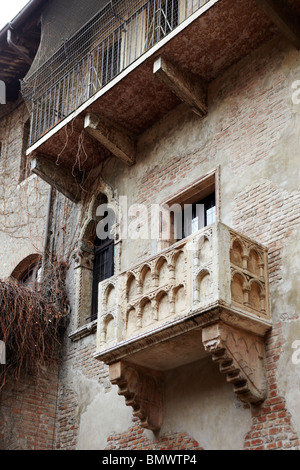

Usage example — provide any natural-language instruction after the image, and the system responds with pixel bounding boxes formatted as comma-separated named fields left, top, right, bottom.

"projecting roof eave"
left=0, top=0, right=46, bottom=101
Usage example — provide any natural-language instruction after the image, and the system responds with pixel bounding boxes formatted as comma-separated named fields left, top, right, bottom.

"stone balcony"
left=94, top=222, right=272, bottom=430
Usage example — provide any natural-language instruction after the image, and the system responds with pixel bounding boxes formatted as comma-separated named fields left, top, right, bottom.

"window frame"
left=159, top=168, right=220, bottom=249
left=91, top=236, right=115, bottom=322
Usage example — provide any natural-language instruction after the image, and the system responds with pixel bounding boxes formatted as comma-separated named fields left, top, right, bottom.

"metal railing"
left=22, top=0, right=210, bottom=146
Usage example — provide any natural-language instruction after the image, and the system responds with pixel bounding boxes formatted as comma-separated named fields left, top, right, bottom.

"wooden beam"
left=84, top=113, right=136, bottom=166
left=253, top=0, right=300, bottom=49
left=31, top=154, right=82, bottom=203
left=153, top=55, right=208, bottom=117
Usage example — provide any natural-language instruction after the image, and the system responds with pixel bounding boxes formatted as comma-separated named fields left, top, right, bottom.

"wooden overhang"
left=0, top=11, right=42, bottom=101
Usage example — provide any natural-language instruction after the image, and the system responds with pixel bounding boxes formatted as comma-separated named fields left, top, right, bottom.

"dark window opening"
left=91, top=207, right=115, bottom=321
left=175, top=192, right=216, bottom=241
left=19, top=262, right=42, bottom=289
left=91, top=236, right=114, bottom=322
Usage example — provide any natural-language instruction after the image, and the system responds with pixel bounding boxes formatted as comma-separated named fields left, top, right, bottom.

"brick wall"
left=0, top=362, right=59, bottom=450
left=106, top=419, right=203, bottom=450
left=55, top=339, right=110, bottom=450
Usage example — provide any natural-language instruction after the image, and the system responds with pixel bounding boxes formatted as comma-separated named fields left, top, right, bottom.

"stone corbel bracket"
left=202, top=322, right=267, bottom=404
left=153, top=55, right=208, bottom=118
left=109, top=361, right=164, bottom=431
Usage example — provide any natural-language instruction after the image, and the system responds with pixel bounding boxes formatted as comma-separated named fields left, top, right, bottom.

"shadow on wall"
left=161, top=356, right=252, bottom=450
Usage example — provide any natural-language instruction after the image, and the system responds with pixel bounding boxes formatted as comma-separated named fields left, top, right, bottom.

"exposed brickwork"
left=213, top=53, right=291, bottom=175
left=231, top=149, right=300, bottom=451
left=0, top=363, right=59, bottom=450
left=106, top=418, right=203, bottom=450
left=244, top=322, right=300, bottom=450
left=55, top=336, right=205, bottom=451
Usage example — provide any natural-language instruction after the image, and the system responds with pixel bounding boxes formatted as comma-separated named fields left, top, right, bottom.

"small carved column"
left=202, top=322, right=267, bottom=404
left=73, top=240, right=95, bottom=328
left=109, top=361, right=164, bottom=431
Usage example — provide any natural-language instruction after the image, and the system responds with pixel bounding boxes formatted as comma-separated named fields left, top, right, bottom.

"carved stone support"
left=84, top=113, right=136, bottom=166
left=109, top=361, right=163, bottom=431
left=202, top=322, right=267, bottom=404
left=153, top=55, right=208, bottom=117
left=31, top=153, right=82, bottom=203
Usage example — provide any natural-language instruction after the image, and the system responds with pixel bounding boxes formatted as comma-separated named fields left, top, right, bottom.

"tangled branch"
left=0, top=261, right=69, bottom=390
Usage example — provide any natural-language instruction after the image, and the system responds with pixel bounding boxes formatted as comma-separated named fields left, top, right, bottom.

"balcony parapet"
left=94, top=222, right=271, bottom=429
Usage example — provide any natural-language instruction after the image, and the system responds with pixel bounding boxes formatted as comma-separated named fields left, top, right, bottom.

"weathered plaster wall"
left=0, top=101, right=58, bottom=450
left=161, top=358, right=252, bottom=450
left=0, top=101, right=49, bottom=278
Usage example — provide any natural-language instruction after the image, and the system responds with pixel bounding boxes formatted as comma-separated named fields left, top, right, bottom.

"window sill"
left=69, top=319, right=97, bottom=342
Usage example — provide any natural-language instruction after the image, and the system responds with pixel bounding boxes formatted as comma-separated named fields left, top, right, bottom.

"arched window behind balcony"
left=73, top=192, right=117, bottom=329
left=11, top=254, right=42, bottom=290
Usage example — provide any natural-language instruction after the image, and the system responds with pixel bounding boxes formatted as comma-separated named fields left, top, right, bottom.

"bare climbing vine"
left=0, top=260, right=69, bottom=390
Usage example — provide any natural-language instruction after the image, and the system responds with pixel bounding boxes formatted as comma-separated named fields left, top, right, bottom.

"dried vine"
left=0, top=261, right=69, bottom=390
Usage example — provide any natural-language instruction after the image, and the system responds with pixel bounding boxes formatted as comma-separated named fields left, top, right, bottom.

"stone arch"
left=126, top=307, right=137, bottom=337
left=248, top=247, right=263, bottom=277
left=230, top=237, right=245, bottom=268
left=104, top=283, right=116, bottom=310
left=174, top=283, right=186, bottom=314
left=73, top=187, right=118, bottom=330
left=197, top=234, right=212, bottom=265
left=140, top=296, right=153, bottom=328
left=249, top=279, right=265, bottom=312
left=231, top=270, right=248, bottom=305
left=127, top=272, right=138, bottom=301
left=155, top=256, right=169, bottom=287
left=196, top=269, right=212, bottom=303
left=103, top=314, right=115, bottom=344
left=11, top=253, right=42, bottom=289
left=79, top=193, right=109, bottom=245
left=173, top=250, right=186, bottom=283
left=140, top=264, right=152, bottom=294
left=156, top=289, right=170, bottom=320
